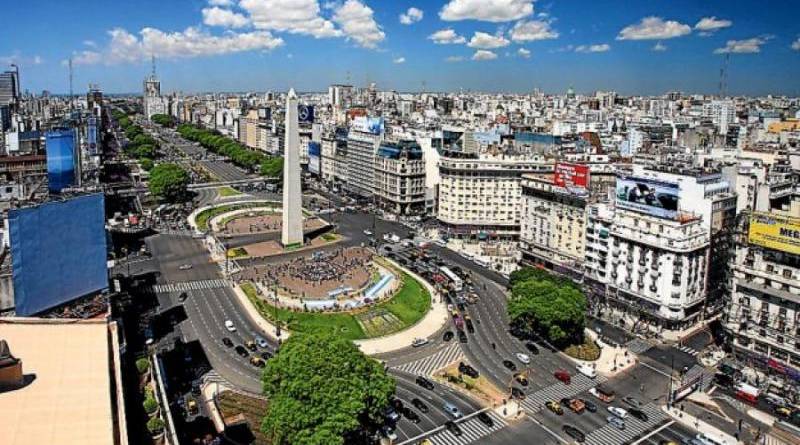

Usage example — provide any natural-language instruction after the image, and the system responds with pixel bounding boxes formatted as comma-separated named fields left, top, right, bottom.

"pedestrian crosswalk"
left=680, top=364, right=714, bottom=391
left=677, top=345, right=700, bottom=356
left=392, top=343, right=464, bottom=377
left=625, top=338, right=654, bottom=354
left=584, top=403, right=668, bottom=445
left=153, top=279, right=230, bottom=293
left=403, top=410, right=507, bottom=445
left=519, top=373, right=607, bottom=414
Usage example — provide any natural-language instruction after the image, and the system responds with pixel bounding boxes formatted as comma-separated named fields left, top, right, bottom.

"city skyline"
left=3, top=0, right=800, bottom=96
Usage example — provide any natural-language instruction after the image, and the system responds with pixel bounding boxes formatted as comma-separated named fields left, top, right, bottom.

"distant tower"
left=282, top=89, right=303, bottom=247
left=143, top=56, right=164, bottom=120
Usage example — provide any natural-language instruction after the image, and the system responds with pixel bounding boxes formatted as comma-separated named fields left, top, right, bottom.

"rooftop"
left=0, top=318, right=116, bottom=445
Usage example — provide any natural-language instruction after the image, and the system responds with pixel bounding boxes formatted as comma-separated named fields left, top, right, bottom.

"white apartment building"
left=143, top=74, right=166, bottom=120
left=437, top=151, right=551, bottom=239
left=373, top=140, right=426, bottom=216
left=344, top=117, right=383, bottom=198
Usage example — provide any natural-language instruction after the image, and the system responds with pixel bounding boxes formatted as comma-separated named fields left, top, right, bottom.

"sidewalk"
left=231, top=284, right=289, bottom=343
left=663, top=405, right=742, bottom=445
left=570, top=328, right=636, bottom=377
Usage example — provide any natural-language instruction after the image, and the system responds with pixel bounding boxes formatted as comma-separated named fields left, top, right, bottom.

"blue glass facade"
left=46, top=128, right=76, bottom=193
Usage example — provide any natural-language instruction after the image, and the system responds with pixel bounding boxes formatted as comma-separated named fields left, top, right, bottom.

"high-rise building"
left=344, top=116, right=384, bottom=198
left=45, top=128, right=77, bottom=193
left=143, top=71, right=165, bottom=120
left=0, top=71, right=18, bottom=108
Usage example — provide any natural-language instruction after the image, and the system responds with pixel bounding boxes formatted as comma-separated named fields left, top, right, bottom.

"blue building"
left=45, top=128, right=76, bottom=193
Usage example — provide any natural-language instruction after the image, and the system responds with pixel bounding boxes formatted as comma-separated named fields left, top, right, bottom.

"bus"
left=734, top=382, right=760, bottom=404
left=439, top=266, right=463, bottom=291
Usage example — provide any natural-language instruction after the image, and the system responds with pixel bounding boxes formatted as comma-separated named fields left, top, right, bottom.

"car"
left=411, top=398, right=429, bottom=413
left=515, top=352, right=530, bottom=364
left=477, top=412, right=494, bottom=427
left=562, top=425, right=585, bottom=443
left=245, top=340, right=257, bottom=352
left=582, top=399, right=598, bottom=413
left=524, top=342, right=540, bottom=354
left=443, top=402, right=463, bottom=419
left=222, top=337, right=234, bottom=348
left=545, top=401, right=563, bottom=415
left=774, top=406, right=793, bottom=418
left=402, top=408, right=420, bottom=423
left=629, top=408, right=649, bottom=422
left=178, top=292, right=188, bottom=302
left=412, top=338, right=429, bottom=348
left=577, top=363, right=597, bottom=379
left=415, top=376, right=435, bottom=390
left=445, top=421, right=462, bottom=436
left=363, top=229, right=373, bottom=236
left=179, top=264, right=193, bottom=270
left=384, top=407, right=400, bottom=423
left=224, top=320, right=236, bottom=332
left=458, top=330, right=468, bottom=343
left=234, top=345, right=249, bottom=358
left=607, top=415, right=626, bottom=430
left=608, top=406, right=628, bottom=419
left=249, top=357, right=266, bottom=368
left=514, top=373, right=529, bottom=386
left=458, top=362, right=479, bottom=379
left=554, top=369, right=571, bottom=384
left=511, top=387, right=526, bottom=399
left=566, top=398, right=586, bottom=413
left=260, top=351, right=272, bottom=360
left=622, top=396, right=642, bottom=408
left=503, top=360, right=517, bottom=371
left=254, top=336, right=269, bottom=349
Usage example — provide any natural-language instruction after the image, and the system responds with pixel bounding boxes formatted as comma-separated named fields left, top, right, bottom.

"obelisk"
left=282, top=88, right=303, bottom=247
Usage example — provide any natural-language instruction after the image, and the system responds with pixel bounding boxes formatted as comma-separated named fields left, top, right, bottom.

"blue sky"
left=2, top=0, right=799, bottom=95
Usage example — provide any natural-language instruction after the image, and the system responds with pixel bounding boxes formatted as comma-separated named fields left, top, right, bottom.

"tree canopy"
left=261, top=333, right=395, bottom=445
left=151, top=113, right=176, bottom=127
left=177, top=123, right=283, bottom=178
left=148, top=163, right=190, bottom=202
left=508, top=267, right=587, bottom=347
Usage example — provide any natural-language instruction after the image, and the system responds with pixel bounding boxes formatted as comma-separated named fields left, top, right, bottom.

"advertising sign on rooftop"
left=749, top=212, right=800, bottom=256
left=554, top=162, right=590, bottom=189
left=351, top=116, right=384, bottom=135
left=616, top=175, right=679, bottom=219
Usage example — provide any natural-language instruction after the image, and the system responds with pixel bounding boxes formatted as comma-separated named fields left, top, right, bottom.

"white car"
left=363, top=229, right=373, bottom=236
left=515, top=353, right=530, bottom=364
left=577, top=363, right=597, bottom=379
left=179, top=264, right=193, bottom=270
left=224, top=320, right=236, bottom=332
left=411, top=338, right=429, bottom=348
left=607, top=406, right=628, bottom=419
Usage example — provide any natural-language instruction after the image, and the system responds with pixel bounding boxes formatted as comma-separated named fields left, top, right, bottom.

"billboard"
left=616, top=175, right=679, bottom=218
left=351, top=116, right=384, bottom=135
left=9, top=193, right=108, bottom=316
left=46, top=128, right=76, bottom=193
left=554, top=162, right=590, bottom=189
left=308, top=141, right=321, bottom=175
left=749, top=212, right=800, bottom=255
left=298, top=105, right=315, bottom=123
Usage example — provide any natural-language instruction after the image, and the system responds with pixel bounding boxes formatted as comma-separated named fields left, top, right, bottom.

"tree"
left=151, top=114, right=175, bottom=127
left=261, top=333, right=395, bottom=445
left=135, top=144, right=157, bottom=159
left=508, top=269, right=587, bottom=347
left=140, top=158, right=154, bottom=172
left=148, top=163, right=190, bottom=202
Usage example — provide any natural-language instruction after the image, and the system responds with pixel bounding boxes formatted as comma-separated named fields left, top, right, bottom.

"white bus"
left=439, top=266, right=463, bottom=291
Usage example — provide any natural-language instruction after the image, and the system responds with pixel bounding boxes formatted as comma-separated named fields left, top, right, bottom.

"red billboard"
left=554, top=162, right=590, bottom=189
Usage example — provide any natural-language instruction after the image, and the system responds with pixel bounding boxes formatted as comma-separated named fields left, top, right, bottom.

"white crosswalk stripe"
left=625, top=338, right=653, bottom=354
left=519, top=373, right=607, bottom=414
left=152, top=279, right=231, bottom=294
left=677, top=345, right=700, bottom=356
left=679, top=364, right=714, bottom=391
left=422, top=411, right=507, bottom=445
left=392, top=343, right=464, bottom=377
left=584, top=403, right=668, bottom=445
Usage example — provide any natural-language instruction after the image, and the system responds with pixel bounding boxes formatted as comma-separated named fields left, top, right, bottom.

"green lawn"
left=241, top=270, right=431, bottom=341
left=195, top=202, right=277, bottom=231
left=217, top=186, right=243, bottom=197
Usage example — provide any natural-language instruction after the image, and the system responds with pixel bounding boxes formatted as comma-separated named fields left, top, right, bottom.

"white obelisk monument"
left=281, top=88, right=303, bottom=247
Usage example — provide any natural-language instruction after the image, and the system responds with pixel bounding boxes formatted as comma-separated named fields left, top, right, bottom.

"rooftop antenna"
left=151, top=54, right=156, bottom=77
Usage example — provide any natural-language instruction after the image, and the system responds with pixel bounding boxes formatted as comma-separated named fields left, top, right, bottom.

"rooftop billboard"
left=351, top=116, right=384, bottom=135
left=46, top=128, right=76, bottom=193
left=554, top=162, right=590, bottom=189
left=616, top=175, right=679, bottom=219
left=749, top=212, right=800, bottom=256
left=9, top=193, right=108, bottom=316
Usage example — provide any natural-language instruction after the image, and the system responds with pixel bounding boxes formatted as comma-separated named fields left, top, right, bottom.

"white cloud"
left=393, top=56, right=405, bottom=64
left=617, top=16, right=691, bottom=40
left=510, top=20, right=558, bottom=42
left=83, top=40, right=97, bottom=48
left=467, top=31, right=510, bottom=49
left=428, top=28, right=466, bottom=44
left=472, top=49, right=498, bottom=61
left=714, top=36, right=771, bottom=54
left=445, top=55, right=465, bottom=62
left=517, top=47, right=531, bottom=58
left=0, top=52, right=45, bottom=66
left=72, top=26, right=284, bottom=65
left=208, top=0, right=234, bottom=6
left=399, top=7, right=423, bottom=25
left=575, top=43, right=610, bottom=53
left=694, top=17, right=732, bottom=32
left=652, top=42, right=667, bottom=51
left=440, top=0, right=533, bottom=23
left=240, top=0, right=342, bottom=39
left=793, top=38, right=800, bottom=51
left=202, top=7, right=250, bottom=28
left=332, top=0, right=385, bottom=48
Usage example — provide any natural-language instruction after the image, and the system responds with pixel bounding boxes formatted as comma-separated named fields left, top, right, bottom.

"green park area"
left=195, top=202, right=278, bottom=232
left=241, top=270, right=431, bottom=341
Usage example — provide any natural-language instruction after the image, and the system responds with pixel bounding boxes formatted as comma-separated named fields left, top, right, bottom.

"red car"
left=554, top=370, right=571, bottom=385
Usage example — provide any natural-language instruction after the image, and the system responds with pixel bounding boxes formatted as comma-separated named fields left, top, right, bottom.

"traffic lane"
left=641, top=345, right=697, bottom=376
left=391, top=369, right=482, bottom=418
left=480, top=417, right=560, bottom=445
left=377, top=331, right=455, bottom=366
left=639, top=422, right=697, bottom=445
left=428, top=245, right=509, bottom=287
left=587, top=316, right=635, bottom=345
left=149, top=235, right=220, bottom=281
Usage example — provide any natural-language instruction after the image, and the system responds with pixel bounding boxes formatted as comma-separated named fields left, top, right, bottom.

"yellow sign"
left=749, top=212, right=800, bottom=255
